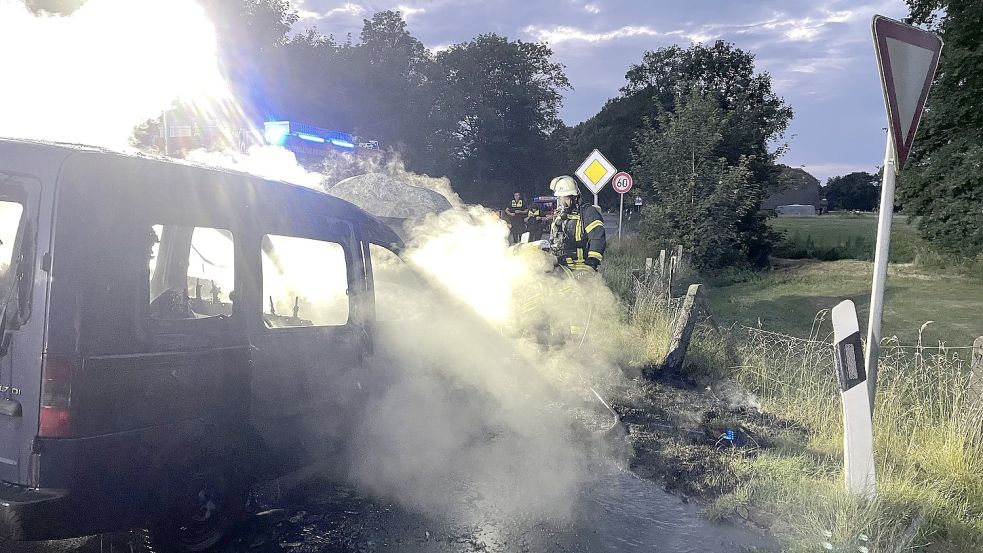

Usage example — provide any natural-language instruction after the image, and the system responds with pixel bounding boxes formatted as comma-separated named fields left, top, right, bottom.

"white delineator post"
left=864, top=134, right=897, bottom=411
left=833, top=300, right=877, bottom=499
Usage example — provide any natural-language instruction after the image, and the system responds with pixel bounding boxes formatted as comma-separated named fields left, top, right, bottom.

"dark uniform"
left=525, top=206, right=546, bottom=240
left=506, top=197, right=527, bottom=244
left=550, top=202, right=606, bottom=271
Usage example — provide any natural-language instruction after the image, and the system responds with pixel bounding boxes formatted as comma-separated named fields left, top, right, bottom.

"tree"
left=570, top=41, right=792, bottom=208
left=632, top=91, right=776, bottom=270
left=824, top=172, right=880, bottom=211
left=348, top=11, right=438, bottom=165
left=899, top=0, right=983, bottom=257
left=430, top=34, right=570, bottom=203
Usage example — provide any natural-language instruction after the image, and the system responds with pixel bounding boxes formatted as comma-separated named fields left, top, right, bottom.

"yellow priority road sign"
left=575, top=149, right=616, bottom=195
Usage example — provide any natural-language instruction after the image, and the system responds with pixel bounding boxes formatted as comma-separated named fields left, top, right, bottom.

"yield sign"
left=872, top=15, right=943, bottom=169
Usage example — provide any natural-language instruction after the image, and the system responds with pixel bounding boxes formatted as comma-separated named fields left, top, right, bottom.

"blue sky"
left=291, top=0, right=909, bottom=182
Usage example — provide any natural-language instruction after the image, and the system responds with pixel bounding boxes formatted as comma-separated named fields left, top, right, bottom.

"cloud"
left=523, top=5, right=860, bottom=49
left=523, top=24, right=660, bottom=45
left=324, top=2, right=366, bottom=18
left=291, top=1, right=364, bottom=21
left=761, top=9, right=859, bottom=42
left=397, top=4, right=426, bottom=19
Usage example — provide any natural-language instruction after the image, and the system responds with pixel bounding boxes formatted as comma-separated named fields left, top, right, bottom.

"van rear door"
left=0, top=173, right=44, bottom=485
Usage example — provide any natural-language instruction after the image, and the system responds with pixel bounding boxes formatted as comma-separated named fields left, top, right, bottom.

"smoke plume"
left=352, top=206, right=632, bottom=523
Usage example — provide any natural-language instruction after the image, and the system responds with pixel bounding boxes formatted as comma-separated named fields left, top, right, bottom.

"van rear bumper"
left=0, top=481, right=74, bottom=541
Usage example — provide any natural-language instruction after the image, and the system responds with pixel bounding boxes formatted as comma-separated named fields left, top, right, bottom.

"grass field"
left=698, top=212, right=983, bottom=346
left=709, top=259, right=983, bottom=346
left=769, top=212, right=922, bottom=263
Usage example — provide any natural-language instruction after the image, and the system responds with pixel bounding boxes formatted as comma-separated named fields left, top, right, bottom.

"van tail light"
left=39, top=355, right=76, bottom=438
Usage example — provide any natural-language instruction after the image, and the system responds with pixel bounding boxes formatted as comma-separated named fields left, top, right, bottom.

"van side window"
left=0, top=201, right=24, bottom=282
left=368, top=244, right=425, bottom=322
left=262, top=234, right=349, bottom=328
left=148, top=225, right=235, bottom=320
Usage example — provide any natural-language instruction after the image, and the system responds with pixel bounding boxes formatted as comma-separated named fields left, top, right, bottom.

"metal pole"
left=593, top=192, right=599, bottom=208
left=162, top=110, right=171, bottom=157
left=618, top=193, right=624, bottom=241
left=865, top=133, right=897, bottom=413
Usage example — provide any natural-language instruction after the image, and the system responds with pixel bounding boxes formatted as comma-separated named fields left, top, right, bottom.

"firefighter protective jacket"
left=551, top=202, right=606, bottom=270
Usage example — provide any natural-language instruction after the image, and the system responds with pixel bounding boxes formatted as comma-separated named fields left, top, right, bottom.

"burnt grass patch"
left=610, top=374, right=804, bottom=509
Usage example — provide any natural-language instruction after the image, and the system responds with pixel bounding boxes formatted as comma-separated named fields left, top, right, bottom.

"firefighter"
left=505, top=192, right=528, bottom=244
left=548, top=176, right=606, bottom=272
left=524, top=202, right=548, bottom=240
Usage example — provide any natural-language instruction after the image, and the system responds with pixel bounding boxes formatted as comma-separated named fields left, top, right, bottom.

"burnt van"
left=0, top=139, right=417, bottom=550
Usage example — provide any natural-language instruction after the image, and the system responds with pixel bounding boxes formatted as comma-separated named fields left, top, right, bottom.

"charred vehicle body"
left=0, top=139, right=413, bottom=550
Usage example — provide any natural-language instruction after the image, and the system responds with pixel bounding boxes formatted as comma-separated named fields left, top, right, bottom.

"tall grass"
left=601, top=237, right=677, bottom=370
left=728, top=322, right=983, bottom=552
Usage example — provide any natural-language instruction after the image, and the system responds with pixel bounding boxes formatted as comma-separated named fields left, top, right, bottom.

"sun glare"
left=0, top=0, right=233, bottom=149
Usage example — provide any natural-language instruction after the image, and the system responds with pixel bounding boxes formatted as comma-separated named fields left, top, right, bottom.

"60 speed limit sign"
left=612, top=172, right=633, bottom=194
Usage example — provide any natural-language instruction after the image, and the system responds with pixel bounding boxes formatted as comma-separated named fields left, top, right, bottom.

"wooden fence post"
left=660, top=284, right=704, bottom=374
left=969, top=336, right=983, bottom=406
left=644, top=257, right=653, bottom=279
left=658, top=249, right=666, bottom=277
left=675, top=245, right=684, bottom=272
left=666, top=255, right=677, bottom=299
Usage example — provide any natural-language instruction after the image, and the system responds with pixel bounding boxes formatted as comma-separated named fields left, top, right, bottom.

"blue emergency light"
left=263, top=121, right=356, bottom=152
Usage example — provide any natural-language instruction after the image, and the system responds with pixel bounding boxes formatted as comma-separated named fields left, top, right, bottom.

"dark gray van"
left=0, top=139, right=410, bottom=551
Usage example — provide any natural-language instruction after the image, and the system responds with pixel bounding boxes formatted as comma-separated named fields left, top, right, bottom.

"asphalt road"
left=13, top=465, right=772, bottom=553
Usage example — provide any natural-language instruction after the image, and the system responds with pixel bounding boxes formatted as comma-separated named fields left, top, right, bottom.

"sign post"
left=575, top=149, right=617, bottom=208
left=611, top=171, right=633, bottom=240
left=867, top=15, right=943, bottom=411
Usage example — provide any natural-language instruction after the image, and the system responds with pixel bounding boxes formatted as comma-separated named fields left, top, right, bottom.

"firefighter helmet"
left=550, top=175, right=579, bottom=197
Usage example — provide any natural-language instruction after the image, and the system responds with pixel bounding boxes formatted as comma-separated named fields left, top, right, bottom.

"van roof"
left=0, top=137, right=402, bottom=247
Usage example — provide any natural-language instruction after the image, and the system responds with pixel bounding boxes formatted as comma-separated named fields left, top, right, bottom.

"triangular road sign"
left=872, top=15, right=943, bottom=169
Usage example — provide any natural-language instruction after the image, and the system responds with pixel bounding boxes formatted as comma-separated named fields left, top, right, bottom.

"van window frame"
left=139, top=221, right=241, bottom=336
left=258, top=217, right=359, bottom=334
left=0, top=174, right=41, bottom=330
left=364, top=241, right=430, bottom=323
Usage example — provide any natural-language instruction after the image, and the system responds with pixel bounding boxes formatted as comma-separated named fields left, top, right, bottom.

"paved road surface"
left=13, top=465, right=772, bottom=553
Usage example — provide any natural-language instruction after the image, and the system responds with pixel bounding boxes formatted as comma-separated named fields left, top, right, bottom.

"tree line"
left=199, top=1, right=796, bottom=270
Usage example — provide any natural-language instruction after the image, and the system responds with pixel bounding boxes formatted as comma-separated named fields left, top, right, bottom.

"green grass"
left=769, top=212, right=923, bottom=263
left=709, top=259, right=982, bottom=346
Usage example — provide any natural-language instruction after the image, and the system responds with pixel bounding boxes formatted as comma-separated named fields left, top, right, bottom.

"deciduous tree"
left=899, top=0, right=983, bottom=257
left=632, top=91, right=775, bottom=270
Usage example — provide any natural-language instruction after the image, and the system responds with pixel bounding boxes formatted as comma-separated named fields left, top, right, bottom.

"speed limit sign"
left=612, top=172, right=633, bottom=241
left=612, top=172, right=633, bottom=194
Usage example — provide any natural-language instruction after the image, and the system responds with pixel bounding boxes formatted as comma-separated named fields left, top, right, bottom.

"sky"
left=291, top=0, right=911, bottom=183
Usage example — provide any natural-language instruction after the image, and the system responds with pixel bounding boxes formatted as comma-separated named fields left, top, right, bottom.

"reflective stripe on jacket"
left=551, top=203, right=606, bottom=270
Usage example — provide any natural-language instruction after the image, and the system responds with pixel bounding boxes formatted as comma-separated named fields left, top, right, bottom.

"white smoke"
left=0, top=0, right=230, bottom=150
left=353, top=206, right=632, bottom=522
left=187, top=145, right=327, bottom=188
